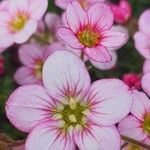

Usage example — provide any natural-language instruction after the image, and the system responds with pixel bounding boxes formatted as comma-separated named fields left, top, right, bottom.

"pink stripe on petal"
left=101, top=29, right=126, bottom=49
left=18, top=44, right=44, bottom=67
left=90, top=51, right=117, bottom=70
left=66, top=1, right=87, bottom=33
left=86, top=79, right=132, bottom=126
left=14, top=67, right=41, bottom=85
left=131, top=91, right=150, bottom=121
left=57, top=27, right=84, bottom=49
left=26, top=121, right=76, bottom=150
left=87, top=3, right=114, bottom=31
left=43, top=50, right=91, bottom=101
left=118, top=115, right=147, bottom=142
left=74, top=125, right=120, bottom=150
left=6, top=85, right=54, bottom=133
left=84, top=46, right=112, bottom=62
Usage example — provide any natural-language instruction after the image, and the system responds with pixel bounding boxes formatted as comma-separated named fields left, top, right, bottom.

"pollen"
left=77, top=25, right=100, bottom=48
left=143, top=113, right=150, bottom=134
left=9, top=13, right=28, bottom=32
left=34, top=60, right=43, bottom=79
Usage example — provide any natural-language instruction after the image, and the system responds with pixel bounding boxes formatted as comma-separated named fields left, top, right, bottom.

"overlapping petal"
left=6, top=85, right=54, bottom=132
left=43, top=50, right=91, bottom=101
left=86, top=79, right=132, bottom=126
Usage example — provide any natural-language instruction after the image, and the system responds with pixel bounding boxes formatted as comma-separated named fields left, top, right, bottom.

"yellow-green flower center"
left=9, top=13, right=28, bottom=32
left=52, top=97, right=88, bottom=131
left=128, top=144, right=141, bottom=150
left=143, top=114, right=150, bottom=134
left=77, top=26, right=100, bottom=48
left=34, top=60, right=43, bottom=79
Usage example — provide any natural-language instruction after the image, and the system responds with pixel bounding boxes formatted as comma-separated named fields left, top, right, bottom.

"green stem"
left=121, top=135, right=150, bottom=149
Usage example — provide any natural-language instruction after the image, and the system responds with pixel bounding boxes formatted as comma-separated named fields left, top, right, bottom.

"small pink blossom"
left=110, top=0, right=132, bottom=24
left=6, top=51, right=132, bottom=150
left=123, top=73, right=141, bottom=91
left=118, top=91, right=150, bottom=146
left=31, top=12, right=61, bottom=45
left=14, top=43, right=62, bottom=85
left=55, top=0, right=105, bottom=10
left=0, top=0, right=48, bottom=49
left=58, top=1, right=126, bottom=62
left=134, top=10, right=150, bottom=60
left=0, top=55, right=4, bottom=75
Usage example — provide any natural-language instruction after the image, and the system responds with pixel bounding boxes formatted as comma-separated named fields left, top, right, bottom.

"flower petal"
left=74, top=125, right=120, bottom=150
left=43, top=50, right=91, bottom=101
left=86, top=79, right=132, bottom=126
left=29, top=0, right=48, bottom=20
left=87, top=3, right=114, bottom=31
left=143, top=60, right=150, bottom=74
left=118, top=115, right=147, bottom=141
left=90, top=51, right=117, bottom=70
left=139, top=10, right=150, bottom=37
left=66, top=1, right=87, bottom=33
left=14, top=67, right=41, bottom=85
left=18, top=44, right=44, bottom=67
left=84, top=46, right=112, bottom=62
left=57, top=26, right=84, bottom=49
left=131, top=91, right=150, bottom=121
left=14, top=20, right=37, bottom=44
left=6, top=85, right=53, bottom=132
left=142, top=72, right=150, bottom=97
left=101, top=29, right=126, bottom=49
left=133, top=32, right=150, bottom=59
left=26, top=121, right=76, bottom=150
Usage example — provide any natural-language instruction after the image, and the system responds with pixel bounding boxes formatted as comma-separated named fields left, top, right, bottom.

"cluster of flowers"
left=0, top=0, right=150, bottom=150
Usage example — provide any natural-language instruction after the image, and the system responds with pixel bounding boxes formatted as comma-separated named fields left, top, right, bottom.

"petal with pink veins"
left=118, top=115, right=147, bottom=142
left=14, top=67, right=42, bottom=85
left=87, top=3, right=114, bottom=31
left=43, top=50, right=91, bottom=101
left=26, top=121, right=76, bottom=150
left=18, top=44, right=44, bottom=67
left=101, top=29, right=126, bottom=49
left=74, top=125, right=120, bottom=150
left=90, top=51, right=117, bottom=70
left=66, top=1, right=87, bottom=33
left=86, top=79, right=132, bottom=126
left=6, top=85, right=54, bottom=133
left=131, top=90, right=150, bottom=121
left=57, top=27, right=84, bottom=49
left=84, top=45, right=112, bottom=62
left=29, top=0, right=48, bottom=20
left=143, top=60, right=150, bottom=74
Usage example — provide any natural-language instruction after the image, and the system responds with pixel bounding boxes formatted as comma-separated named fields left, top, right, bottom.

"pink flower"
left=57, top=1, right=126, bottom=62
left=55, top=0, right=105, bottom=10
left=14, top=43, right=63, bottom=85
left=0, top=55, right=4, bottom=75
left=31, top=12, right=61, bottom=45
left=134, top=10, right=150, bottom=60
left=118, top=91, right=150, bottom=146
left=110, top=0, right=132, bottom=24
left=0, top=0, right=48, bottom=49
left=6, top=51, right=132, bottom=150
